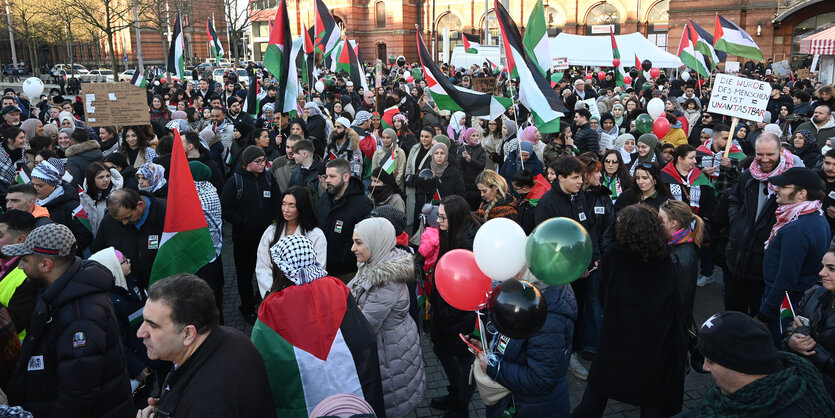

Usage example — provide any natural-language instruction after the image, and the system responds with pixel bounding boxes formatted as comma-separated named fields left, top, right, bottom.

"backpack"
left=234, top=171, right=273, bottom=202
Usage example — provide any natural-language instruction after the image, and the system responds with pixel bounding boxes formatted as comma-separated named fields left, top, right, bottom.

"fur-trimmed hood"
left=64, top=140, right=101, bottom=157
left=349, top=248, right=414, bottom=298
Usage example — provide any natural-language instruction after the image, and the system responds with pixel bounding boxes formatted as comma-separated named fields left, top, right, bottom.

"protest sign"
left=471, top=77, right=498, bottom=94
left=82, top=83, right=149, bottom=127
left=553, top=57, right=569, bottom=70
left=707, top=73, right=769, bottom=122
left=724, top=61, right=739, bottom=74
left=583, top=98, right=600, bottom=120
left=771, top=60, right=791, bottom=77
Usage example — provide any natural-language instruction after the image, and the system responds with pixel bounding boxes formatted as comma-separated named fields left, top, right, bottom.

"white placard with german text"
left=707, top=73, right=769, bottom=122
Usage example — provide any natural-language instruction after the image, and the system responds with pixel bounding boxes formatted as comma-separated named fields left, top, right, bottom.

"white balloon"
left=22, top=77, right=44, bottom=99
left=315, top=81, right=325, bottom=93
left=473, top=218, right=528, bottom=281
left=644, top=70, right=652, bottom=80
left=647, top=98, right=665, bottom=119
left=680, top=71, right=690, bottom=81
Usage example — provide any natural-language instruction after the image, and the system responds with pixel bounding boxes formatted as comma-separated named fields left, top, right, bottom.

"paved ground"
left=219, top=226, right=724, bottom=417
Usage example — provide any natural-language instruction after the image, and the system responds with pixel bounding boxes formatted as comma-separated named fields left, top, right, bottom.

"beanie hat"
left=421, top=203, right=440, bottom=228
left=382, top=128, right=398, bottom=142
left=171, top=110, right=187, bottom=120
left=371, top=205, right=407, bottom=236
left=241, top=145, right=265, bottom=166
left=701, top=128, right=714, bottom=137
left=433, top=134, right=451, bottom=149
left=31, top=158, right=65, bottom=187
left=764, top=123, right=782, bottom=135
left=762, top=110, right=772, bottom=123
left=637, top=133, right=658, bottom=150
left=697, top=311, right=782, bottom=375
left=188, top=161, right=213, bottom=182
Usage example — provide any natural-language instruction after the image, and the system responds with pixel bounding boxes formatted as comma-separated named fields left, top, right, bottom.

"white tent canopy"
left=550, top=32, right=683, bottom=69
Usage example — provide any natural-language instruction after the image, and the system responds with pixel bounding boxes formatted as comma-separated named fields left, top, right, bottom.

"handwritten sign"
left=724, top=61, right=739, bottom=74
left=82, top=83, right=149, bottom=127
left=708, top=73, right=769, bottom=122
left=553, top=57, right=569, bottom=70
left=583, top=98, right=600, bottom=121
left=471, top=77, right=498, bottom=94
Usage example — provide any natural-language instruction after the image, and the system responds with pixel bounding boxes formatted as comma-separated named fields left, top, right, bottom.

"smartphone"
left=459, top=333, right=483, bottom=354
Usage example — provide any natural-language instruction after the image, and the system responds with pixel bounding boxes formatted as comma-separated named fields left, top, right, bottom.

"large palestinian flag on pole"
left=166, top=13, right=186, bottom=82
left=207, top=18, right=225, bottom=64
left=714, top=13, right=762, bottom=61
left=610, top=27, right=626, bottom=87
left=314, top=0, right=342, bottom=59
left=494, top=0, right=567, bottom=133
left=522, top=0, right=550, bottom=76
left=264, top=0, right=299, bottom=116
left=149, top=129, right=215, bottom=285
left=337, top=39, right=369, bottom=92
left=463, top=33, right=480, bottom=54
left=677, top=23, right=710, bottom=77
left=416, top=25, right=511, bottom=120
left=251, top=276, right=385, bottom=417
left=689, top=20, right=726, bottom=70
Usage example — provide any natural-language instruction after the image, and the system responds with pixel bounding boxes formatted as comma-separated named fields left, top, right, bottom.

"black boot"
left=430, top=387, right=460, bottom=410
left=442, top=404, right=469, bottom=418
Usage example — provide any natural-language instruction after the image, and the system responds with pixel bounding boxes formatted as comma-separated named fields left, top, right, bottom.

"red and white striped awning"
left=800, top=26, right=835, bottom=55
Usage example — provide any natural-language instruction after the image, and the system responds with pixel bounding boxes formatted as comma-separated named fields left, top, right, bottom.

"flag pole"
left=512, top=105, right=523, bottom=170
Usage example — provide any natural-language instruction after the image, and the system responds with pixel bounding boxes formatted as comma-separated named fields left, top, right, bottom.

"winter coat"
left=486, top=283, right=577, bottom=418
left=255, top=224, right=328, bottom=298
left=436, top=165, right=466, bottom=200
left=404, top=143, right=434, bottom=223
left=349, top=250, right=425, bottom=417
left=589, top=243, right=687, bottom=406
left=429, top=220, right=479, bottom=356
left=7, top=259, right=133, bottom=418
left=39, top=183, right=92, bottom=252
left=798, top=117, right=835, bottom=150
left=793, top=285, right=835, bottom=398
left=584, top=185, right=615, bottom=256
left=370, top=191, right=406, bottom=213
left=791, top=138, right=823, bottom=169
left=306, top=115, right=328, bottom=156
left=289, top=155, right=324, bottom=191
left=476, top=195, right=517, bottom=222
left=662, top=127, right=688, bottom=148
left=726, top=170, right=777, bottom=281
left=456, top=143, right=486, bottom=209
left=574, top=123, right=599, bottom=154
left=154, top=327, right=276, bottom=418
left=64, top=141, right=103, bottom=188
left=669, top=243, right=699, bottom=332
left=79, top=168, right=124, bottom=238
left=499, top=151, right=543, bottom=194
left=220, top=166, right=280, bottom=240
left=107, top=273, right=151, bottom=379
left=420, top=103, right=440, bottom=129
left=761, top=213, right=831, bottom=322
left=92, top=192, right=166, bottom=288
left=325, top=131, right=364, bottom=179
left=317, top=176, right=373, bottom=276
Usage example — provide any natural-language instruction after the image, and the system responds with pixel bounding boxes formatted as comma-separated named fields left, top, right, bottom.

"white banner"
left=708, top=73, right=770, bottom=122
left=724, top=61, right=739, bottom=74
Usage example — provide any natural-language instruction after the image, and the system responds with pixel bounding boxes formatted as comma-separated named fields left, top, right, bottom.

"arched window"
left=437, top=13, right=463, bottom=41
left=544, top=6, right=563, bottom=36
left=646, top=1, right=669, bottom=49
left=376, top=2, right=386, bottom=28
left=587, top=3, right=620, bottom=25
left=377, top=43, right=387, bottom=62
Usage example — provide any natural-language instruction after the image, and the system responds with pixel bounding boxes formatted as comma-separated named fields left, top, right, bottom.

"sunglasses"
left=604, top=159, right=618, bottom=164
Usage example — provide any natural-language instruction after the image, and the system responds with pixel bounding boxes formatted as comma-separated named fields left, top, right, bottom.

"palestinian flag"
left=301, top=23, right=315, bottom=87
left=677, top=23, right=710, bottom=77
left=381, top=146, right=396, bottom=175
left=714, top=13, right=762, bottom=61
left=660, top=162, right=715, bottom=214
left=635, top=53, right=641, bottom=70
left=463, top=33, right=480, bottom=54
left=328, top=151, right=338, bottom=161
left=380, top=105, right=400, bottom=130
left=689, top=20, right=726, bottom=70
left=149, top=129, right=216, bottom=286
left=314, top=0, right=342, bottom=58
left=696, top=139, right=746, bottom=160
left=522, top=0, right=550, bottom=76
left=251, top=276, right=385, bottom=417
left=337, top=39, right=369, bottom=92
left=609, top=27, right=626, bottom=87
left=15, top=165, right=30, bottom=184
left=415, top=25, right=511, bottom=120
left=264, top=0, right=300, bottom=116
left=431, top=189, right=441, bottom=204
left=550, top=72, right=563, bottom=88
left=780, top=292, right=795, bottom=333
left=207, top=18, right=225, bottom=64
left=525, top=174, right=551, bottom=207
left=243, top=77, right=260, bottom=118
left=72, top=203, right=92, bottom=233
left=166, top=13, right=186, bottom=83
left=130, top=69, right=147, bottom=88
left=494, top=0, right=567, bottom=133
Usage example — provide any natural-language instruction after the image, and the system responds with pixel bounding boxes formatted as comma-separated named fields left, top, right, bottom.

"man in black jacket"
left=30, top=158, right=92, bottom=252
left=4, top=223, right=133, bottom=417
left=318, top=158, right=372, bottom=280
left=220, top=146, right=280, bottom=324
left=136, top=274, right=275, bottom=418
left=93, top=188, right=166, bottom=289
left=572, top=108, right=600, bottom=155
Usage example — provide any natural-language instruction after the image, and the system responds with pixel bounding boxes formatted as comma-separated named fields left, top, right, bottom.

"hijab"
left=503, top=120, right=517, bottom=141
left=137, top=163, right=167, bottom=193
left=58, top=111, right=76, bottom=129
left=429, top=142, right=449, bottom=177
left=520, top=126, right=539, bottom=145
left=89, top=247, right=128, bottom=291
left=349, top=218, right=398, bottom=297
left=612, top=103, right=625, bottom=128
left=502, top=120, right=519, bottom=157
left=462, top=127, right=479, bottom=146
left=20, top=119, right=41, bottom=141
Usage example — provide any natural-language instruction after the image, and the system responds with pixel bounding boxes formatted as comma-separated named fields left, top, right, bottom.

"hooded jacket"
left=64, top=141, right=103, bottom=188
left=798, top=116, right=835, bottom=150
left=7, top=259, right=133, bottom=418
left=317, top=176, right=373, bottom=276
left=80, top=168, right=124, bottom=238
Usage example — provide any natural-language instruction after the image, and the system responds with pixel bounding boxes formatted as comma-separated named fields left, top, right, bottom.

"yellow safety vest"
left=0, top=267, right=27, bottom=340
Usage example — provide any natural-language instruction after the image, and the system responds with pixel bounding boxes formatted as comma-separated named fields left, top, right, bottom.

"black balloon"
left=487, top=280, right=547, bottom=339
left=641, top=59, right=653, bottom=72
left=629, top=68, right=639, bottom=79
left=416, top=168, right=437, bottom=193
left=397, top=56, right=406, bottom=67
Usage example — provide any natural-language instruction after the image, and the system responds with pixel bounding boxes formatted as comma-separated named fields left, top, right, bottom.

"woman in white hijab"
left=348, top=218, right=426, bottom=417
left=446, top=111, right=467, bottom=144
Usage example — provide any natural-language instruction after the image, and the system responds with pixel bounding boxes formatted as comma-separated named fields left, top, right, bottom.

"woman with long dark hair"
left=255, top=186, right=327, bottom=297
left=79, top=161, right=124, bottom=237
left=574, top=204, right=686, bottom=417
left=120, top=126, right=157, bottom=168
left=614, top=162, right=671, bottom=212
left=393, top=114, right=417, bottom=159
left=149, top=94, right=171, bottom=126
left=601, top=149, right=632, bottom=203
left=428, top=195, right=480, bottom=416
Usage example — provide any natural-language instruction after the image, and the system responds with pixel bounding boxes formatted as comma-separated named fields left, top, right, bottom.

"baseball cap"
left=1, top=223, right=77, bottom=257
left=697, top=311, right=782, bottom=375
left=768, top=167, right=824, bottom=192
left=1, top=105, right=20, bottom=115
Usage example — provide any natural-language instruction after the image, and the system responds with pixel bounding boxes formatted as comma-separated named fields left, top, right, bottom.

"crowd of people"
left=0, top=57, right=830, bottom=417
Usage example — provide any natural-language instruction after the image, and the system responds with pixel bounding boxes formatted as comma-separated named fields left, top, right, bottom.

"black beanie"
left=241, top=145, right=265, bottom=166
left=697, top=311, right=783, bottom=375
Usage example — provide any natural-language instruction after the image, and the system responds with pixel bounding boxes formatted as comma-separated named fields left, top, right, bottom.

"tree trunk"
left=108, top=31, right=118, bottom=75
left=28, top=41, right=38, bottom=77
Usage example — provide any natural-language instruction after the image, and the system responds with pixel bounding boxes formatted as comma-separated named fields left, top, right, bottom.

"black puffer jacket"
left=456, top=143, right=486, bottom=209
left=574, top=123, right=599, bottom=154
left=41, top=183, right=93, bottom=253
left=317, top=176, right=373, bottom=276
left=7, top=259, right=133, bottom=418
left=220, top=166, right=281, bottom=240
left=64, top=141, right=103, bottom=189
left=669, top=243, right=699, bottom=332
left=726, top=170, right=777, bottom=281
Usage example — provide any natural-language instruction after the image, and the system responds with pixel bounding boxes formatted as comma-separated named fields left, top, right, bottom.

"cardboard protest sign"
left=82, top=83, right=150, bottom=127
left=708, top=73, right=769, bottom=122
left=471, top=77, right=498, bottom=94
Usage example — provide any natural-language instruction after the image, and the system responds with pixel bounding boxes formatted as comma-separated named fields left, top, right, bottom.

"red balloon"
left=406, top=76, right=414, bottom=83
left=623, top=75, right=632, bottom=85
left=650, top=68, right=661, bottom=78
left=585, top=73, right=593, bottom=80
left=612, top=58, right=621, bottom=68
left=653, top=116, right=671, bottom=138
left=598, top=71, right=606, bottom=81
left=435, top=249, right=493, bottom=311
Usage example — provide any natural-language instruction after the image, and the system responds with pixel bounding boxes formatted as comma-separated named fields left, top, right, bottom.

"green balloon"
left=635, top=113, right=654, bottom=134
left=525, top=218, right=593, bottom=286
left=411, top=68, right=423, bottom=80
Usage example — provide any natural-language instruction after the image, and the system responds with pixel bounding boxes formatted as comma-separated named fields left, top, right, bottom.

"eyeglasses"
left=437, top=214, right=447, bottom=221
left=120, top=258, right=130, bottom=265
left=604, top=159, right=618, bottom=164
